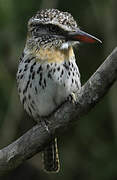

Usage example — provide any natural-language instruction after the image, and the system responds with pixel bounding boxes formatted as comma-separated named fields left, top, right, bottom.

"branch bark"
left=0, top=47, right=117, bottom=175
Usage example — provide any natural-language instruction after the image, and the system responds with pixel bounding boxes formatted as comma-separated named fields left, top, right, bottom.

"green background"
left=0, top=0, right=117, bottom=179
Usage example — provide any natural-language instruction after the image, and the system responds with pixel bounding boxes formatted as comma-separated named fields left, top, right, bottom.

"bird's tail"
left=42, top=138, right=60, bottom=172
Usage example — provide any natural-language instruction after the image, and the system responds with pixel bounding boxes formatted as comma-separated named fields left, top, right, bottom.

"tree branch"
left=0, top=47, right=117, bottom=175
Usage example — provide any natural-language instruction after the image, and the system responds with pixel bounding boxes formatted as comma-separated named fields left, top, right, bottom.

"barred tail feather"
left=42, top=138, right=60, bottom=172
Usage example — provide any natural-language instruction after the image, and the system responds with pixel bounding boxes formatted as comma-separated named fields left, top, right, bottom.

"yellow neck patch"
left=31, top=46, right=75, bottom=63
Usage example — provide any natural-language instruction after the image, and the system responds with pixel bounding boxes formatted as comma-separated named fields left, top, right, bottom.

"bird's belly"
left=17, top=59, right=81, bottom=119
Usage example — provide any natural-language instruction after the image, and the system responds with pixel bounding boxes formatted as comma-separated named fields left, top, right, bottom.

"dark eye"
left=48, top=25, right=58, bottom=32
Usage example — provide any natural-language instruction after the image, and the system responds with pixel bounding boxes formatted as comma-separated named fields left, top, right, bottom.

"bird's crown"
left=28, top=9, right=78, bottom=32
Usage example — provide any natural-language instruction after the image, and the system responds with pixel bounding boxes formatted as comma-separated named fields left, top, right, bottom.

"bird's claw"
left=67, top=92, right=77, bottom=104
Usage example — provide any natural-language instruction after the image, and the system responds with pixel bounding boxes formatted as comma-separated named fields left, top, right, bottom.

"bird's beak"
left=67, top=29, right=102, bottom=43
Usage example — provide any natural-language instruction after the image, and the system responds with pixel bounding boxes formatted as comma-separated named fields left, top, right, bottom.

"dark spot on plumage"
left=49, top=69, right=52, bottom=74
left=24, top=59, right=29, bottom=64
left=72, top=72, right=75, bottom=76
left=30, top=83, right=32, bottom=88
left=63, top=63, right=69, bottom=70
left=48, top=72, right=52, bottom=79
left=24, top=57, right=34, bottom=64
left=33, top=61, right=36, bottom=66
left=72, top=78, right=74, bottom=83
left=74, top=67, right=76, bottom=71
left=68, top=61, right=71, bottom=66
left=28, top=106, right=32, bottom=115
left=19, top=52, right=24, bottom=62
left=26, top=79, right=30, bottom=89
left=60, top=69, right=64, bottom=77
left=53, top=68, right=56, bottom=73
left=24, top=64, right=28, bottom=71
left=64, top=83, right=65, bottom=87
left=57, top=66, right=60, bottom=71
left=42, top=85, right=45, bottom=89
left=25, top=64, right=28, bottom=68
left=22, top=96, right=26, bottom=105
left=71, top=63, right=74, bottom=68
left=39, top=81, right=42, bottom=86
left=23, top=79, right=30, bottom=94
left=32, top=100, right=35, bottom=105
left=32, top=71, right=35, bottom=79
left=62, top=18, right=67, bottom=25
left=78, top=73, right=80, bottom=77
left=37, top=65, right=42, bottom=74
left=68, top=71, right=71, bottom=76
left=20, top=74, right=24, bottom=79
left=50, top=63, right=53, bottom=66
left=30, top=66, right=33, bottom=73
left=19, top=69, right=22, bottom=73
left=44, top=78, right=46, bottom=87
left=70, top=67, right=72, bottom=71
left=30, top=61, right=36, bottom=73
left=39, top=72, right=43, bottom=86
left=40, top=72, right=42, bottom=81
left=37, top=69, right=39, bottom=74
left=47, top=64, right=50, bottom=69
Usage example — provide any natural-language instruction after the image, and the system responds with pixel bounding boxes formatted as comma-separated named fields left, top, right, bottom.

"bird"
left=16, top=9, right=101, bottom=173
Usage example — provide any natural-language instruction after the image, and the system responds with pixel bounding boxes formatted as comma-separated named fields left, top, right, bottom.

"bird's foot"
left=39, top=117, right=50, bottom=134
left=67, top=92, right=77, bottom=104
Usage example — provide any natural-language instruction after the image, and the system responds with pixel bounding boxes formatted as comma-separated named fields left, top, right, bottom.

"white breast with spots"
left=17, top=54, right=81, bottom=119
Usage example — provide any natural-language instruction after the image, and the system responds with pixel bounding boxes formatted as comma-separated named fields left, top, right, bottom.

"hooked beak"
left=67, top=29, right=102, bottom=43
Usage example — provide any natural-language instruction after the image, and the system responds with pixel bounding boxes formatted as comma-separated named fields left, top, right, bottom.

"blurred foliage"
left=0, top=0, right=117, bottom=179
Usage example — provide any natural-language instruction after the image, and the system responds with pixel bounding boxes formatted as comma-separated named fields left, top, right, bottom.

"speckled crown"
left=28, top=9, right=78, bottom=31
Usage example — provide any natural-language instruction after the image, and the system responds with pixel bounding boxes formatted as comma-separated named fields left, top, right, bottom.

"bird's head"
left=27, top=9, right=101, bottom=50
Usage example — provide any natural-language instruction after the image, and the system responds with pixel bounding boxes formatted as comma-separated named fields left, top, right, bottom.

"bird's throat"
left=31, top=46, right=75, bottom=63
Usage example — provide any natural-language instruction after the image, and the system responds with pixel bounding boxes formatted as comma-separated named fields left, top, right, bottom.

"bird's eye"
left=48, top=25, right=58, bottom=32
